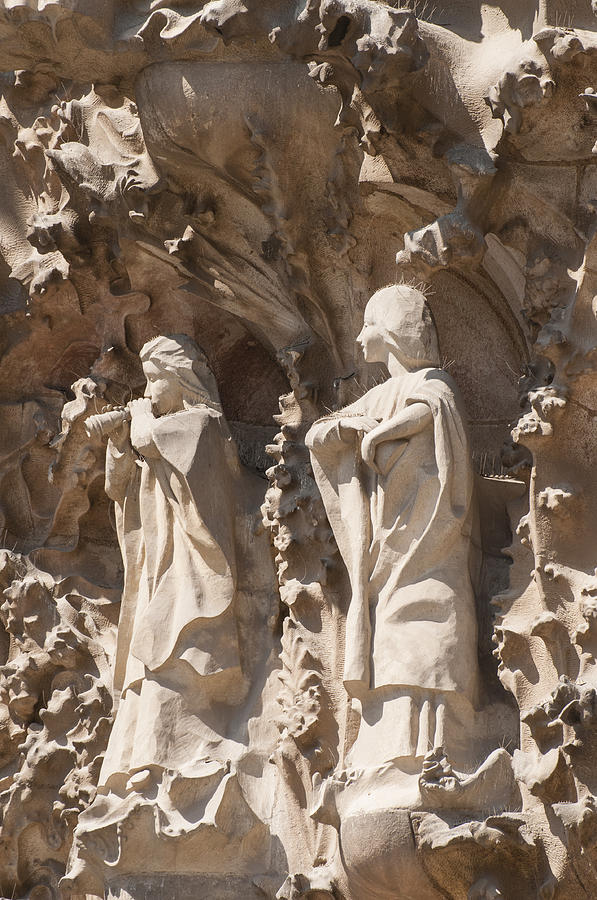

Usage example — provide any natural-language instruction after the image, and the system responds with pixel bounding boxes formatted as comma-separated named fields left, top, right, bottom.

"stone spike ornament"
left=0, top=1, right=596, bottom=898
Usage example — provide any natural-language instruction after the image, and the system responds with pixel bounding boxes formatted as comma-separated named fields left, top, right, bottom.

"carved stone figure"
left=101, top=334, right=244, bottom=773
left=62, top=336, right=269, bottom=895
left=4, top=2, right=597, bottom=897
left=306, top=285, right=479, bottom=774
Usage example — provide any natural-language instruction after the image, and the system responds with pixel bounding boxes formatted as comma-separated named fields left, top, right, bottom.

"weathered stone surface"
left=0, top=2, right=596, bottom=898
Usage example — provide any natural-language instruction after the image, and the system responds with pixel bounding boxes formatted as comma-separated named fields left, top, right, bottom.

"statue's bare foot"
left=419, top=747, right=519, bottom=811
left=419, top=747, right=464, bottom=806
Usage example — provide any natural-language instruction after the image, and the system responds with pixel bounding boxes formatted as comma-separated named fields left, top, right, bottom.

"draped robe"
left=306, top=368, right=478, bottom=757
left=100, top=405, right=243, bottom=779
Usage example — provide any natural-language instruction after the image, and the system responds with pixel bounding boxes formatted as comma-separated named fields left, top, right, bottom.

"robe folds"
left=101, top=406, right=243, bottom=778
left=306, top=368, right=478, bottom=708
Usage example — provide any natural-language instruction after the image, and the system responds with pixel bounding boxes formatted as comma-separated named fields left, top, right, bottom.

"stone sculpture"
left=62, top=336, right=271, bottom=896
left=2, top=1, right=597, bottom=898
left=306, top=285, right=479, bottom=779
left=93, top=334, right=244, bottom=765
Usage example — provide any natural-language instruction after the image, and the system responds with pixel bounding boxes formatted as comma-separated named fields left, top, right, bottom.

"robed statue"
left=63, top=335, right=262, bottom=894
left=96, top=333, right=248, bottom=782
left=306, top=285, right=479, bottom=769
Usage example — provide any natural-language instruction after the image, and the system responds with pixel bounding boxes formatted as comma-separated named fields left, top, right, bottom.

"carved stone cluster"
left=0, top=2, right=596, bottom=899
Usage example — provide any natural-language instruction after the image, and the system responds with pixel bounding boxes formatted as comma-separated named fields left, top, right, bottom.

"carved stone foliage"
left=0, top=550, right=116, bottom=899
left=0, top=2, right=597, bottom=899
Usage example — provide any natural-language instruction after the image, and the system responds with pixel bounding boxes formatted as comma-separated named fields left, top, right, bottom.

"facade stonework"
left=0, top=2, right=596, bottom=898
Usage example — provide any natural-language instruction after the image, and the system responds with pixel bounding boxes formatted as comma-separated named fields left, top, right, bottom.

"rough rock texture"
left=0, top=1, right=597, bottom=898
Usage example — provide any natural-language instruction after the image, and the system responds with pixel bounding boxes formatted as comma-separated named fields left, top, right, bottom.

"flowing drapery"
left=101, top=405, right=242, bottom=778
left=306, top=368, right=478, bottom=705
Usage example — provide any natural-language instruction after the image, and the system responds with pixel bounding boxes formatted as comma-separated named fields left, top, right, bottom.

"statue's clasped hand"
left=361, top=429, right=382, bottom=473
left=128, top=398, right=156, bottom=454
left=361, top=428, right=406, bottom=476
left=128, top=397, right=153, bottom=418
left=361, top=404, right=432, bottom=475
left=337, top=415, right=379, bottom=441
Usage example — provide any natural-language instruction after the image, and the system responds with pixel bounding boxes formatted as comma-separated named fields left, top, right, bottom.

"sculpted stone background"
left=0, top=1, right=596, bottom=897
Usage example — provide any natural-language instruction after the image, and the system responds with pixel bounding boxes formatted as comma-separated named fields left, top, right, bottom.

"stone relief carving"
left=302, top=286, right=521, bottom=897
left=0, top=1, right=596, bottom=898
left=0, top=550, right=116, bottom=899
left=306, top=285, right=479, bottom=773
left=62, top=335, right=277, bottom=895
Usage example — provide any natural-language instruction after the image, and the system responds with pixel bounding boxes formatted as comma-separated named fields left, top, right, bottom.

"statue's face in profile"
left=356, top=308, right=387, bottom=364
left=357, top=286, right=437, bottom=370
left=143, top=360, right=183, bottom=415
